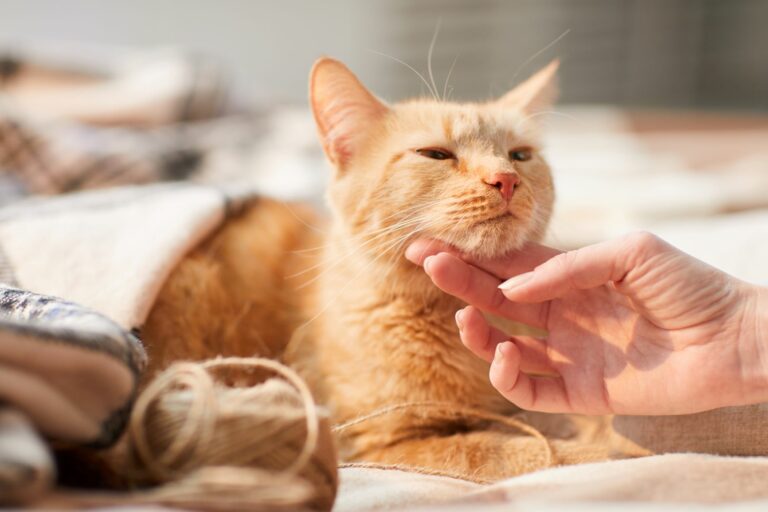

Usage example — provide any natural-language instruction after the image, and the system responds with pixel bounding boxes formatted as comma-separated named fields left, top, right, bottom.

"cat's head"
left=310, top=57, right=557, bottom=260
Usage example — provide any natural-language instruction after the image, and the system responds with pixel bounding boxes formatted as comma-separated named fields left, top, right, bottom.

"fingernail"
left=494, top=343, right=505, bottom=362
left=498, top=272, right=534, bottom=291
left=496, top=341, right=513, bottom=358
left=423, top=255, right=435, bottom=274
left=455, top=308, right=465, bottom=330
left=404, top=244, right=421, bottom=264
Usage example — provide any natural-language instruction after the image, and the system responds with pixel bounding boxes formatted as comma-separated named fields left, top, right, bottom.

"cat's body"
left=141, top=59, right=574, bottom=480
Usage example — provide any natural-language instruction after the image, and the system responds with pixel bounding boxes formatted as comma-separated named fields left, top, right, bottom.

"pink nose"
left=483, top=172, right=520, bottom=201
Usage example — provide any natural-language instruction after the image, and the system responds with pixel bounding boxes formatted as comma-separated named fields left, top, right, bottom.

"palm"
left=542, top=286, right=740, bottom=414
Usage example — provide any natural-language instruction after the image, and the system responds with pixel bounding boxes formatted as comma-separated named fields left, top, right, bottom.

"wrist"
left=741, top=284, right=768, bottom=404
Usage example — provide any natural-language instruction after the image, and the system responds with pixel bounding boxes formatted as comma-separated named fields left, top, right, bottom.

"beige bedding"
left=337, top=454, right=768, bottom=511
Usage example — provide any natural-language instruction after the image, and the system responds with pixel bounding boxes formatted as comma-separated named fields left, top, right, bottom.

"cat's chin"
left=444, top=219, right=534, bottom=260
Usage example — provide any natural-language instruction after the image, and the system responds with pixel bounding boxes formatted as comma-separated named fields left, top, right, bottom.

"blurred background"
left=0, top=0, right=766, bottom=281
left=1, top=0, right=766, bottom=108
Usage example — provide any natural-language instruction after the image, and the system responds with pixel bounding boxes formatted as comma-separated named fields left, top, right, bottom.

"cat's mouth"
left=473, top=211, right=517, bottom=227
left=429, top=210, right=531, bottom=259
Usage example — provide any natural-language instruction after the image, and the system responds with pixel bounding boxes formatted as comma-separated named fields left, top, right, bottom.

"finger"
left=456, top=306, right=506, bottom=362
left=490, top=342, right=572, bottom=413
left=407, top=238, right=561, bottom=281
left=474, top=243, right=563, bottom=281
left=457, top=306, right=555, bottom=375
left=498, top=232, right=670, bottom=303
left=405, top=239, right=458, bottom=266
left=426, top=253, right=547, bottom=329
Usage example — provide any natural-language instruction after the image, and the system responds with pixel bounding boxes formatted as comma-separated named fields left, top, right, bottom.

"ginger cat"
left=142, top=58, right=562, bottom=481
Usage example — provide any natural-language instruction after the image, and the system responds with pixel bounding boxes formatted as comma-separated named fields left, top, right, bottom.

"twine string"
left=333, top=400, right=555, bottom=473
left=118, top=356, right=330, bottom=510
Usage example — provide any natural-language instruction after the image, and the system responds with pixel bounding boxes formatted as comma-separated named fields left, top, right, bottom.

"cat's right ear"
left=497, top=59, right=559, bottom=114
left=310, top=58, right=388, bottom=169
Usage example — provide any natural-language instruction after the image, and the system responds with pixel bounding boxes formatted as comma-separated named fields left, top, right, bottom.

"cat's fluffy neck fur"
left=300, top=220, right=513, bottom=422
left=322, top=222, right=448, bottom=307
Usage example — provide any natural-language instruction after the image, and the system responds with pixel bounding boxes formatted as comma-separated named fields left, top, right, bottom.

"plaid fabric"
left=0, top=47, right=264, bottom=197
left=0, top=113, right=200, bottom=194
left=0, top=285, right=146, bottom=446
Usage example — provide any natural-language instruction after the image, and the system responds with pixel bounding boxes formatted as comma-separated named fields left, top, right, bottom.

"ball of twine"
left=122, top=356, right=337, bottom=511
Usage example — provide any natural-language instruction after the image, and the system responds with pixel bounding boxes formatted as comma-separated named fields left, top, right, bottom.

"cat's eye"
left=416, top=148, right=455, bottom=161
left=509, top=147, right=533, bottom=162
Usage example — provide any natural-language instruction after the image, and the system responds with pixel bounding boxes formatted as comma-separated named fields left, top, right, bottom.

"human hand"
left=406, top=232, right=768, bottom=415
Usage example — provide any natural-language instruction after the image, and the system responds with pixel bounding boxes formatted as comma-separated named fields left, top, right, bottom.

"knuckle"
left=490, top=289, right=508, bottom=311
left=543, top=250, right=580, bottom=288
left=489, top=367, right=512, bottom=394
left=625, top=231, right=660, bottom=252
left=539, top=251, right=569, bottom=276
left=621, top=231, right=669, bottom=267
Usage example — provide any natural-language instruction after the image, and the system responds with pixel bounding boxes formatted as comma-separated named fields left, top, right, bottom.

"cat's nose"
left=483, top=172, right=519, bottom=201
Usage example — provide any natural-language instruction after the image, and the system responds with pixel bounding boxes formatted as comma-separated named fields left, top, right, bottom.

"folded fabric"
left=0, top=408, right=54, bottom=504
left=0, top=286, right=145, bottom=446
left=0, top=183, right=256, bottom=449
left=0, top=183, right=248, bottom=328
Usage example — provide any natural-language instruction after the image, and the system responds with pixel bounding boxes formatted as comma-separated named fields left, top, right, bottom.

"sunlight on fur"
left=139, top=57, right=615, bottom=482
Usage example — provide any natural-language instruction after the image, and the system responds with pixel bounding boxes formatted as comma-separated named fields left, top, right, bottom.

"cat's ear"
left=310, top=57, right=389, bottom=168
left=497, top=59, right=559, bottom=113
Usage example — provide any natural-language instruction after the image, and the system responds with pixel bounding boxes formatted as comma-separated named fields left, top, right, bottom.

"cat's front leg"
left=341, top=412, right=614, bottom=482
left=355, top=429, right=552, bottom=482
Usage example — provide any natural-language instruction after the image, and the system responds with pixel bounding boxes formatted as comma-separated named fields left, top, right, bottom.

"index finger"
left=425, top=252, right=548, bottom=329
left=406, top=238, right=562, bottom=280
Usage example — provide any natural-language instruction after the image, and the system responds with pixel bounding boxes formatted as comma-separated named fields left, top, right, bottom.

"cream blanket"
left=337, top=454, right=768, bottom=511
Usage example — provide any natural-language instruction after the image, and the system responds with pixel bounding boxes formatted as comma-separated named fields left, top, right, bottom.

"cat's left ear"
left=497, top=59, right=559, bottom=113
left=310, top=57, right=389, bottom=169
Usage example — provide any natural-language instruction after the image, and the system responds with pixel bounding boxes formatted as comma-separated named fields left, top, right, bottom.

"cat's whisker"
left=368, top=50, right=438, bottom=101
left=353, top=201, right=442, bottom=238
left=522, top=109, right=583, bottom=126
left=291, top=245, right=328, bottom=255
left=286, top=215, right=429, bottom=281
left=297, top=221, right=433, bottom=328
left=427, top=19, right=441, bottom=104
left=280, top=202, right=327, bottom=234
left=291, top=202, right=438, bottom=256
left=314, top=216, right=435, bottom=300
left=288, top=199, right=445, bottom=279
left=380, top=230, right=428, bottom=297
left=289, top=211, right=436, bottom=286
left=379, top=219, right=438, bottom=280
left=442, top=55, right=458, bottom=102
left=409, top=222, right=456, bottom=310
left=381, top=216, right=453, bottom=286
left=348, top=197, right=440, bottom=229
left=510, top=28, right=570, bottom=83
